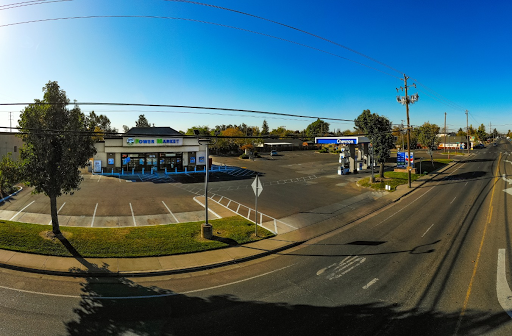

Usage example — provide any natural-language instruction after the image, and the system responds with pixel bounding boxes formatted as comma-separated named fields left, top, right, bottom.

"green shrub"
left=240, top=154, right=249, bottom=159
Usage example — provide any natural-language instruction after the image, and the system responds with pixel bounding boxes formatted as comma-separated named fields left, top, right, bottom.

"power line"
left=0, top=101, right=357, bottom=122
left=0, top=15, right=401, bottom=79
left=168, top=0, right=469, bottom=114
left=0, top=0, right=71, bottom=11
left=165, top=0, right=403, bottom=75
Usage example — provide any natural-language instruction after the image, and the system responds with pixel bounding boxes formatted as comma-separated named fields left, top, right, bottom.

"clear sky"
left=1, top=0, right=511, bottom=134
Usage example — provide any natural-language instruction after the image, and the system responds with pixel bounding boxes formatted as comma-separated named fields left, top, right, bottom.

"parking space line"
left=91, top=203, right=98, bottom=227
left=129, top=203, right=137, bottom=226
left=192, top=197, right=221, bottom=218
left=97, top=174, right=101, bottom=182
left=10, top=201, right=34, bottom=221
left=162, top=201, right=179, bottom=223
left=48, top=202, right=66, bottom=225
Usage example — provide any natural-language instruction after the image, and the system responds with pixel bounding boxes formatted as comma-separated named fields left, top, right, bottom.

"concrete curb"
left=0, top=241, right=304, bottom=278
left=0, top=186, right=23, bottom=204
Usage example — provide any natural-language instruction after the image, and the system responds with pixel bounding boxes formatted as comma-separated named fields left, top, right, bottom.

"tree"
left=305, top=118, right=329, bottom=137
left=417, top=122, right=440, bottom=167
left=122, top=125, right=130, bottom=133
left=354, top=110, right=394, bottom=178
left=135, top=114, right=151, bottom=127
left=0, top=153, right=21, bottom=199
left=476, top=124, right=487, bottom=141
left=261, top=120, right=269, bottom=136
left=86, top=111, right=117, bottom=134
left=456, top=128, right=467, bottom=137
left=185, top=125, right=210, bottom=136
left=18, top=81, right=96, bottom=235
left=270, top=126, right=293, bottom=138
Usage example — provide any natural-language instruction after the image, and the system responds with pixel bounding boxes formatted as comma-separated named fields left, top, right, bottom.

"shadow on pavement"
left=57, top=236, right=511, bottom=335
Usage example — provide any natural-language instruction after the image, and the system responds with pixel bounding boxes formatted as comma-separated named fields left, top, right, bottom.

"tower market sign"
left=124, top=137, right=183, bottom=146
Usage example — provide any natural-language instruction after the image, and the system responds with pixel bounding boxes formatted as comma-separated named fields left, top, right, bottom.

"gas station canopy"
left=315, top=136, right=370, bottom=145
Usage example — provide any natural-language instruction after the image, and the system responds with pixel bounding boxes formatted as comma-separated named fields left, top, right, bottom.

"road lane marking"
left=450, top=197, right=457, bottom=204
left=374, top=186, right=434, bottom=227
left=363, top=278, right=379, bottom=290
left=497, top=249, right=512, bottom=318
left=9, top=201, right=35, bottom=221
left=48, top=202, right=66, bottom=225
left=465, top=182, right=468, bottom=186
left=455, top=152, right=501, bottom=335
left=91, top=203, right=98, bottom=227
left=130, top=203, right=136, bottom=226
left=162, top=201, right=179, bottom=223
left=317, top=256, right=366, bottom=280
left=421, top=223, right=435, bottom=237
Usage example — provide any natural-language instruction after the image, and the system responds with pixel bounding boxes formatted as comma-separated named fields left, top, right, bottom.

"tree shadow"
left=58, top=235, right=512, bottom=336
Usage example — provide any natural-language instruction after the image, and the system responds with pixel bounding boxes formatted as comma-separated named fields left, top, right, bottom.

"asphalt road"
left=2, top=142, right=512, bottom=335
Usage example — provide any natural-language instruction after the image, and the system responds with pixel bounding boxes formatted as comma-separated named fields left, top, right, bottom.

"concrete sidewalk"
left=0, top=160, right=459, bottom=278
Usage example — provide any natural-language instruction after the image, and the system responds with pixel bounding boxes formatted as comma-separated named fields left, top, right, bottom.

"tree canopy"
left=18, top=81, right=96, bottom=234
left=135, top=114, right=152, bottom=127
left=261, top=120, right=269, bottom=136
left=0, top=153, right=21, bottom=199
left=417, top=122, right=440, bottom=166
left=305, top=118, right=329, bottom=137
left=354, top=109, right=394, bottom=177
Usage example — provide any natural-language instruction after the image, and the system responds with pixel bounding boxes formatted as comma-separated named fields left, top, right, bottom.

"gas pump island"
left=315, top=136, right=372, bottom=175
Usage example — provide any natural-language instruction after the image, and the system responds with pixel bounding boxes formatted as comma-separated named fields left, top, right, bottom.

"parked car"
left=270, top=150, right=278, bottom=156
left=474, top=144, right=485, bottom=149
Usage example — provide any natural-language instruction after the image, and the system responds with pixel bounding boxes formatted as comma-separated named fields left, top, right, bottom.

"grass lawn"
left=0, top=216, right=274, bottom=258
left=358, top=159, right=452, bottom=192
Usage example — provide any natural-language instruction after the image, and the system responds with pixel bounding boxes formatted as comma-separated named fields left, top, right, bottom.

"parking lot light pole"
left=198, top=138, right=213, bottom=239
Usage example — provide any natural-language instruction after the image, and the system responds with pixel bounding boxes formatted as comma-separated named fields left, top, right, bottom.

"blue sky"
left=1, top=0, right=511, bottom=134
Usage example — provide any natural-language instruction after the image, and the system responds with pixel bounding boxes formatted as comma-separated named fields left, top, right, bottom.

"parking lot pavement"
left=0, top=151, right=392, bottom=230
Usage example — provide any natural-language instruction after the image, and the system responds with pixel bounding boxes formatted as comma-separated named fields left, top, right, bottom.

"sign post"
left=252, top=175, right=263, bottom=237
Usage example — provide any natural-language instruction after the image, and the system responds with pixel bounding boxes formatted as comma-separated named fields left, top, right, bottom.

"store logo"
left=157, top=138, right=180, bottom=144
left=127, top=138, right=134, bottom=145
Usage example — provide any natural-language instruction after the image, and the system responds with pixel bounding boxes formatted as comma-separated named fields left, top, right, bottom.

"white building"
left=93, top=127, right=207, bottom=172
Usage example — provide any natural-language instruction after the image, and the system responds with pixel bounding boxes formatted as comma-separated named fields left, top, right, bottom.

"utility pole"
left=466, top=110, right=469, bottom=153
left=9, top=112, right=12, bottom=132
left=444, top=112, right=447, bottom=154
left=401, top=120, right=405, bottom=150
left=396, top=74, right=419, bottom=188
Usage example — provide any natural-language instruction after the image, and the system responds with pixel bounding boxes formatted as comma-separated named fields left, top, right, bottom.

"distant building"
left=437, top=135, right=473, bottom=150
left=0, top=132, right=23, bottom=160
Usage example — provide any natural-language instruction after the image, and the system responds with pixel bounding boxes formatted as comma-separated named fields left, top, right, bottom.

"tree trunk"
left=50, top=195, right=61, bottom=235
left=379, top=162, right=385, bottom=178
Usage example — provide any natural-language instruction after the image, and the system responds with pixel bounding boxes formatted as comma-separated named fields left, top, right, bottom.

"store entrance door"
left=145, top=153, right=158, bottom=172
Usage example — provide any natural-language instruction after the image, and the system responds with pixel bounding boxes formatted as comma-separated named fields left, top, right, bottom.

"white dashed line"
left=422, top=223, right=435, bottom=237
left=363, top=278, right=379, bottom=289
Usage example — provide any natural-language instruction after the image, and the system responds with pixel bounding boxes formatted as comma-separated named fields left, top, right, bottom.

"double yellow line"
left=454, top=152, right=502, bottom=335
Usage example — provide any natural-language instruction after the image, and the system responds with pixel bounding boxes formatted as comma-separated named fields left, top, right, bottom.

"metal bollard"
left=142, top=168, right=145, bottom=175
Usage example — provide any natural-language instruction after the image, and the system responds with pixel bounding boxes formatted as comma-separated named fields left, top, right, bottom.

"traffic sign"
left=252, top=175, right=263, bottom=197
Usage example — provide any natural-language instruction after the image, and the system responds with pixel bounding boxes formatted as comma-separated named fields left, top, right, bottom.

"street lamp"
left=195, top=130, right=219, bottom=239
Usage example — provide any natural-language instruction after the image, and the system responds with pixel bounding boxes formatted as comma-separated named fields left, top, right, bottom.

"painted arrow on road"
left=502, top=174, right=512, bottom=185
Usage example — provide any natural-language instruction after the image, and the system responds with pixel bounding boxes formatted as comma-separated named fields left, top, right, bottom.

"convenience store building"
left=93, top=127, right=208, bottom=172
